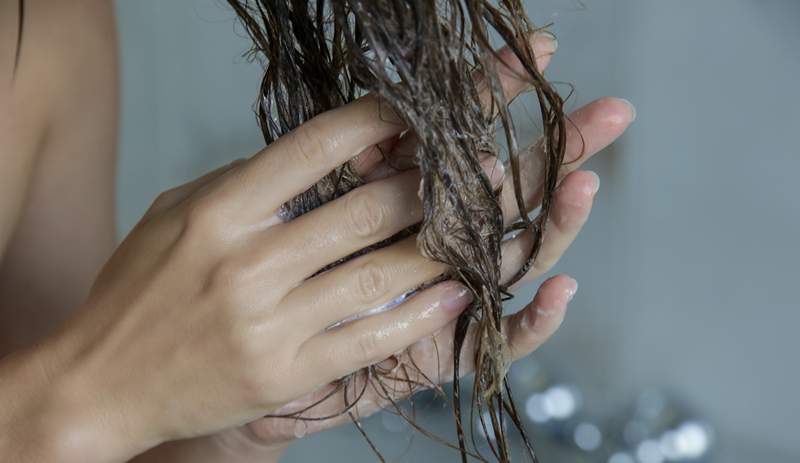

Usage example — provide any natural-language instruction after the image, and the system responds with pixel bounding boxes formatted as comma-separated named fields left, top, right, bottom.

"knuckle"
left=289, top=119, right=326, bottom=167
left=228, top=157, right=248, bottom=168
left=345, top=190, right=386, bottom=238
left=355, top=261, right=388, bottom=304
left=207, top=259, right=250, bottom=304
left=354, top=333, right=382, bottom=365
left=183, top=196, right=225, bottom=237
left=152, top=188, right=178, bottom=208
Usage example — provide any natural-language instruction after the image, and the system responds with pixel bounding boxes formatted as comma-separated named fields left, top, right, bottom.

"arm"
left=0, top=18, right=479, bottom=458
left=0, top=1, right=122, bottom=460
left=2, top=3, right=289, bottom=461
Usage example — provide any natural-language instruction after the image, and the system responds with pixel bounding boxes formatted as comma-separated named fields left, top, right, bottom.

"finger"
left=274, top=34, right=555, bottom=188
left=247, top=375, right=377, bottom=443
left=144, top=159, right=245, bottom=217
left=410, top=274, right=576, bottom=383
left=281, top=236, right=447, bottom=335
left=501, top=96, right=634, bottom=226
left=261, top=273, right=576, bottom=439
left=477, top=31, right=558, bottom=115
left=248, top=382, right=354, bottom=442
left=272, top=157, right=503, bottom=282
left=250, top=364, right=416, bottom=442
left=375, top=32, right=558, bottom=173
left=299, top=281, right=473, bottom=383
left=501, top=274, right=577, bottom=359
left=350, top=136, right=401, bottom=178
left=219, top=94, right=406, bottom=220
left=500, top=170, right=599, bottom=287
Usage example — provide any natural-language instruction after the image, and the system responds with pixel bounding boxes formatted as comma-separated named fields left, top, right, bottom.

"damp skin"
left=326, top=290, right=413, bottom=330
left=242, top=10, right=571, bottom=460
left=0, top=1, right=635, bottom=461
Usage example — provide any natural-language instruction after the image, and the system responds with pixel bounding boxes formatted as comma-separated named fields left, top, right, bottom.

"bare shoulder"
left=0, top=0, right=117, bottom=255
left=8, top=0, right=118, bottom=130
left=0, top=0, right=118, bottom=352
left=20, top=0, right=118, bottom=98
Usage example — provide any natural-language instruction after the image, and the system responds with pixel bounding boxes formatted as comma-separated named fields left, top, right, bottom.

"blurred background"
left=114, top=0, right=799, bottom=461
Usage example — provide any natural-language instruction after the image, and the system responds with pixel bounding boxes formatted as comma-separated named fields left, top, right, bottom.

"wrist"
left=0, top=338, right=153, bottom=463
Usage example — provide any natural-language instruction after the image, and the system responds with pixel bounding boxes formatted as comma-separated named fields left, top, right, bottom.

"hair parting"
left=228, top=1, right=568, bottom=461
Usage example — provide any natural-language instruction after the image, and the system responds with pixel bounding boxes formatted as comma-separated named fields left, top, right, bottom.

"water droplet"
left=293, top=419, right=308, bottom=439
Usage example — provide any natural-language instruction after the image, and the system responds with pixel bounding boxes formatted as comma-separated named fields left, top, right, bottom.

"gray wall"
left=115, top=1, right=800, bottom=461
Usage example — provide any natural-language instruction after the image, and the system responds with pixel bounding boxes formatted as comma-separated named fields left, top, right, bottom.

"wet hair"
left=13, top=0, right=25, bottom=76
left=229, top=1, right=568, bottom=461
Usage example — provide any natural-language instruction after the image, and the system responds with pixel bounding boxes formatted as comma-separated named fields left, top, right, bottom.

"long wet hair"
left=228, top=1, right=567, bottom=461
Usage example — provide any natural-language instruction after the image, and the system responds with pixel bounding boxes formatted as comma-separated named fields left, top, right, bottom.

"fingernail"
left=535, top=31, right=558, bottom=53
left=587, top=171, right=600, bottom=196
left=480, top=156, right=506, bottom=188
left=620, top=98, right=637, bottom=122
left=565, top=277, right=579, bottom=302
left=441, top=283, right=474, bottom=313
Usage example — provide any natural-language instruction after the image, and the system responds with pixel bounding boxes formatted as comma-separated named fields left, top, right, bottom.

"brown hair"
left=12, top=0, right=24, bottom=76
left=229, top=1, right=568, bottom=461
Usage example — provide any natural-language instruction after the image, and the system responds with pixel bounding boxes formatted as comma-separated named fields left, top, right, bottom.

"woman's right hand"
left=36, top=94, right=482, bottom=463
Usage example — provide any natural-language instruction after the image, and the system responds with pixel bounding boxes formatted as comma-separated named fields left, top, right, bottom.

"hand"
left=237, top=96, right=634, bottom=455
left=180, top=35, right=634, bottom=459
left=35, top=89, right=507, bottom=463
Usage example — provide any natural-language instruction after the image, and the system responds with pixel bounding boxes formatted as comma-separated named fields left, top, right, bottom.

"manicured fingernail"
left=565, top=277, right=579, bottom=302
left=620, top=98, right=637, bottom=122
left=442, top=283, right=474, bottom=312
left=535, top=31, right=558, bottom=53
left=480, top=156, right=506, bottom=188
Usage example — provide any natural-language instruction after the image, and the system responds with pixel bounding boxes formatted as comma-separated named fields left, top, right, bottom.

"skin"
left=0, top=2, right=634, bottom=462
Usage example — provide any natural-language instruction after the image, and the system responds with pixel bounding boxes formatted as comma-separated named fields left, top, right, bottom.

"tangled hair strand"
left=229, top=1, right=568, bottom=461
